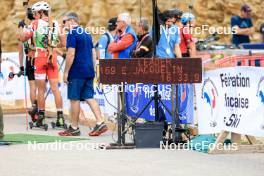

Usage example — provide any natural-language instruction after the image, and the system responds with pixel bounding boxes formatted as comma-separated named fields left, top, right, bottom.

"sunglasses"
left=63, top=19, right=70, bottom=24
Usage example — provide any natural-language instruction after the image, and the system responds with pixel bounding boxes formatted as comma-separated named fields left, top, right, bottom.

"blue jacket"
left=117, top=26, right=137, bottom=59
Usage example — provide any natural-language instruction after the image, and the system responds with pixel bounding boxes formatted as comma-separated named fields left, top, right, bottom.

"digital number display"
left=99, top=58, right=202, bottom=84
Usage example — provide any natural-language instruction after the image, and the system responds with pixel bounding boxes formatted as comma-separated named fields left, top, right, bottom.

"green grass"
left=1, top=133, right=88, bottom=145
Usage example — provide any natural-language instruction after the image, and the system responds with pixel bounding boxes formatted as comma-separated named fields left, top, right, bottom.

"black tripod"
left=134, top=84, right=184, bottom=144
left=106, top=0, right=185, bottom=149
left=147, top=0, right=183, bottom=144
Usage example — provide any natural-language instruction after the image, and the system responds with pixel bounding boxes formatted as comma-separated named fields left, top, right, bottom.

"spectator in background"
left=0, top=39, right=3, bottom=139
left=260, top=23, right=264, bottom=43
left=59, top=12, right=108, bottom=137
left=180, top=12, right=197, bottom=57
left=108, top=13, right=137, bottom=59
left=0, top=103, right=2, bottom=139
left=156, top=10, right=182, bottom=58
left=96, top=17, right=117, bottom=59
left=231, top=4, right=254, bottom=47
left=130, top=18, right=153, bottom=58
left=0, top=40, right=2, bottom=80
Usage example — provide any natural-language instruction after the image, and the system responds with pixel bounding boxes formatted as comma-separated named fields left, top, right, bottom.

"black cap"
left=108, top=17, right=117, bottom=27
left=108, top=17, right=117, bottom=31
left=169, top=8, right=183, bottom=19
left=241, top=4, right=252, bottom=13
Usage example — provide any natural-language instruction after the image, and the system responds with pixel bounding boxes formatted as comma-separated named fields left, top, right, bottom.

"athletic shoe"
left=36, top=114, right=45, bottom=127
left=28, top=107, right=38, bottom=122
left=58, top=125, right=80, bottom=136
left=89, top=122, right=108, bottom=136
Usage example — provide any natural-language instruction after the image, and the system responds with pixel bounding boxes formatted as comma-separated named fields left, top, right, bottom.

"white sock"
left=96, top=122, right=103, bottom=125
left=71, top=125, right=78, bottom=130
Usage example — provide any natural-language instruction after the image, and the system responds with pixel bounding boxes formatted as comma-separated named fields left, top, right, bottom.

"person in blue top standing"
left=108, top=13, right=137, bottom=59
left=156, top=11, right=182, bottom=58
left=0, top=39, right=3, bottom=139
left=60, top=12, right=108, bottom=137
left=231, top=4, right=254, bottom=47
left=96, top=17, right=117, bottom=59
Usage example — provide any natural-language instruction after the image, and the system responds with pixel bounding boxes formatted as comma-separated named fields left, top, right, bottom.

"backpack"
left=95, top=32, right=111, bottom=59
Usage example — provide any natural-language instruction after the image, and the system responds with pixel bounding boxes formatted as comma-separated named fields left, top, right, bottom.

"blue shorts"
left=68, top=78, right=94, bottom=101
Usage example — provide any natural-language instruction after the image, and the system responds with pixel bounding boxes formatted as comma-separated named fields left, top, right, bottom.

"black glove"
left=18, top=20, right=26, bottom=28
left=62, top=53, right=67, bottom=60
left=19, top=66, right=25, bottom=76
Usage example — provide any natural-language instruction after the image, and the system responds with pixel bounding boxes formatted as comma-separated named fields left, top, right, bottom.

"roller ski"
left=8, top=71, right=23, bottom=80
left=28, top=106, right=38, bottom=123
left=51, top=113, right=68, bottom=130
left=29, top=114, right=48, bottom=131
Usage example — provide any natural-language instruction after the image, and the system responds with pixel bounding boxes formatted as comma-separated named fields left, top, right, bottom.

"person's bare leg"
left=49, top=79, right=63, bottom=109
left=86, top=99, right=103, bottom=123
left=0, top=105, right=4, bottom=138
left=29, top=80, right=36, bottom=105
left=70, top=100, right=80, bottom=128
left=36, top=79, right=46, bottom=110
left=87, top=99, right=108, bottom=136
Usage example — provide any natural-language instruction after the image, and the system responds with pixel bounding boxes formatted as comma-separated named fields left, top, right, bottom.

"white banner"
left=196, top=67, right=264, bottom=137
left=45, top=56, right=118, bottom=118
left=0, top=53, right=118, bottom=118
left=0, top=52, right=29, bottom=100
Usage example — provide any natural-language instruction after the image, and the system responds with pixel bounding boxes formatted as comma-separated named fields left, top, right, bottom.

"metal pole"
left=175, top=84, right=181, bottom=143
left=152, top=0, right=160, bottom=121
left=171, top=84, right=176, bottom=143
left=117, top=91, right=122, bottom=145
left=121, top=84, right=126, bottom=144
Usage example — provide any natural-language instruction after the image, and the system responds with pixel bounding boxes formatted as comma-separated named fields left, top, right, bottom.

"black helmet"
left=168, top=8, right=183, bottom=20
left=160, top=10, right=174, bottom=22
left=108, top=17, right=117, bottom=31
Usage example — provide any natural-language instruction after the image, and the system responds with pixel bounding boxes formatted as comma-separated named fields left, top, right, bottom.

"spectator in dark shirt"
left=260, top=23, right=264, bottom=43
left=231, top=4, right=254, bottom=46
left=59, top=13, right=108, bottom=137
left=131, top=18, right=153, bottom=58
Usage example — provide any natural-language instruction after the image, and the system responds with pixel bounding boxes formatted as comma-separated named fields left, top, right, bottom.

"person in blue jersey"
left=156, top=11, right=182, bottom=58
left=96, top=17, right=117, bottom=59
left=108, top=13, right=137, bottom=59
